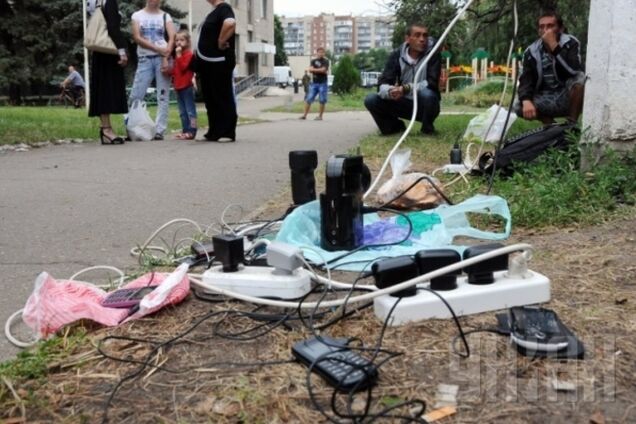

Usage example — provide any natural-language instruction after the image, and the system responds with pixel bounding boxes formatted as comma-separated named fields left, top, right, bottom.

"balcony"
left=246, top=42, right=276, bottom=54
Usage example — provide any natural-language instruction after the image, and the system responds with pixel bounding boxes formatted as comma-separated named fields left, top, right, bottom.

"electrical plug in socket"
left=200, top=241, right=312, bottom=299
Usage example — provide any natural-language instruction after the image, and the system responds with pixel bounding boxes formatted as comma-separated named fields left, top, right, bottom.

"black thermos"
left=289, top=150, right=318, bottom=206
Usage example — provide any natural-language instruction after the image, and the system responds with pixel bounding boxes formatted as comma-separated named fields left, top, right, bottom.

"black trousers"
left=364, top=87, right=440, bottom=134
left=198, top=59, right=237, bottom=138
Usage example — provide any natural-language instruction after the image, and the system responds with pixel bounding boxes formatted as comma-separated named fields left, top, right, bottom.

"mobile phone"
left=509, top=307, right=569, bottom=352
left=292, top=336, right=378, bottom=392
left=101, top=286, right=158, bottom=309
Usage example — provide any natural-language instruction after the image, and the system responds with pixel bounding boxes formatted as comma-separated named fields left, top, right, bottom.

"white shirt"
left=131, top=9, right=172, bottom=57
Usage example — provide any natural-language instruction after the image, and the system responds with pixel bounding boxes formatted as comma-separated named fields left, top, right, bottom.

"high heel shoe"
left=100, top=127, right=125, bottom=145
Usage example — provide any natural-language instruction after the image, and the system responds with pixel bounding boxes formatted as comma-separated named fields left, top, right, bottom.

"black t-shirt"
left=197, top=3, right=236, bottom=62
left=310, top=57, right=329, bottom=83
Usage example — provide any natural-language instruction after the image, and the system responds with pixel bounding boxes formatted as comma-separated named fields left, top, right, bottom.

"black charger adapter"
left=371, top=256, right=419, bottom=297
left=463, top=243, right=508, bottom=285
left=212, top=235, right=245, bottom=272
left=415, top=249, right=461, bottom=291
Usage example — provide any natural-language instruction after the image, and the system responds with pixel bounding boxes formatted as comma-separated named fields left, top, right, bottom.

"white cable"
left=298, top=246, right=332, bottom=289
left=363, top=0, right=477, bottom=200
left=220, top=204, right=244, bottom=235
left=191, top=243, right=533, bottom=309
left=69, top=265, right=126, bottom=289
left=130, top=218, right=203, bottom=258
left=443, top=0, right=519, bottom=189
left=5, top=309, right=39, bottom=348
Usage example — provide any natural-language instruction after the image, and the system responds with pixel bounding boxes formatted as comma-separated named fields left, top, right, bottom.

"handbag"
left=84, top=1, right=118, bottom=55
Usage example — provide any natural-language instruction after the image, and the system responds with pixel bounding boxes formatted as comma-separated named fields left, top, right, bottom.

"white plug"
left=266, top=241, right=304, bottom=275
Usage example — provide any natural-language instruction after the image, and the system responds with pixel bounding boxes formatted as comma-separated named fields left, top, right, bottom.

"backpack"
left=478, top=123, right=578, bottom=176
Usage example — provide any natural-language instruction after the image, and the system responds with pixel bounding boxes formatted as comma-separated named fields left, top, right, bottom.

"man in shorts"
left=516, top=10, right=585, bottom=124
left=300, top=47, right=329, bottom=121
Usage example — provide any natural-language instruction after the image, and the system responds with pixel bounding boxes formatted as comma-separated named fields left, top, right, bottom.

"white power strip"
left=442, top=163, right=470, bottom=174
left=200, top=265, right=312, bottom=299
left=374, top=270, right=550, bottom=325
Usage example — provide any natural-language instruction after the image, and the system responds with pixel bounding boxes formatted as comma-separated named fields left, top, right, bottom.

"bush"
left=332, top=55, right=361, bottom=95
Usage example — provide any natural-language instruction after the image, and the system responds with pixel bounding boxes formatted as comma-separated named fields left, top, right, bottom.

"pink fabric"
left=22, top=265, right=190, bottom=338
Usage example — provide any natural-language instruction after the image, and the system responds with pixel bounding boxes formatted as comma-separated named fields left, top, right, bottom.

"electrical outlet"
left=374, top=269, right=550, bottom=325
left=200, top=265, right=312, bottom=299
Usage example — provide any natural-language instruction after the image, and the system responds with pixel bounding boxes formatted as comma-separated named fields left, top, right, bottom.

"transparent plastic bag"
left=126, top=100, right=155, bottom=141
left=376, top=149, right=444, bottom=210
left=463, top=104, right=517, bottom=143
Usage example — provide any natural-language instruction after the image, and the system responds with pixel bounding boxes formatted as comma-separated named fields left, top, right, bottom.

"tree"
left=353, top=48, right=390, bottom=72
left=332, top=55, right=360, bottom=95
left=274, top=15, right=287, bottom=66
left=0, top=0, right=185, bottom=104
left=389, top=0, right=590, bottom=65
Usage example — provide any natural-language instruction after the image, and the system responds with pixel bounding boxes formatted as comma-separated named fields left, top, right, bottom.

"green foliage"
left=0, top=330, right=87, bottom=380
left=443, top=80, right=515, bottom=108
left=0, top=0, right=186, bottom=104
left=352, top=48, right=390, bottom=72
left=389, top=0, right=591, bottom=64
left=359, top=113, right=636, bottom=229
left=274, top=15, right=288, bottom=66
left=332, top=55, right=361, bottom=95
left=484, top=146, right=636, bottom=227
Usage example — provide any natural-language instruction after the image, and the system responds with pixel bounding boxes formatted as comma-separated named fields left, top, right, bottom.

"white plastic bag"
left=463, top=104, right=517, bottom=143
left=376, top=149, right=444, bottom=210
left=126, top=100, right=155, bottom=141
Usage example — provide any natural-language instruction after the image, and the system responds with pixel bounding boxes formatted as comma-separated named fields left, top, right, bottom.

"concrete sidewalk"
left=0, top=95, right=375, bottom=361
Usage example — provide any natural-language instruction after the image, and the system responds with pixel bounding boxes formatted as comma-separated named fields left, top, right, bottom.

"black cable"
left=322, top=207, right=414, bottom=267
left=98, top=308, right=293, bottom=423
left=377, top=174, right=454, bottom=209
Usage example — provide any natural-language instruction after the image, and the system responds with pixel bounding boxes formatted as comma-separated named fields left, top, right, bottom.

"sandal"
left=175, top=133, right=187, bottom=140
left=183, top=132, right=196, bottom=140
left=100, top=126, right=124, bottom=145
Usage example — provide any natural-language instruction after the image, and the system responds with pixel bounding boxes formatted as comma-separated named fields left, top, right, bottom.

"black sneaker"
left=153, top=134, right=164, bottom=141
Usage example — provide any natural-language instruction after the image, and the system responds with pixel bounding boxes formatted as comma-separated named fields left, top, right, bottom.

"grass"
left=359, top=115, right=636, bottom=228
left=0, top=330, right=87, bottom=380
left=0, top=105, right=218, bottom=145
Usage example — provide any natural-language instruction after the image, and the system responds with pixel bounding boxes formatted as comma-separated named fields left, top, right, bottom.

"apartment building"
left=168, top=0, right=275, bottom=77
left=280, top=13, right=395, bottom=57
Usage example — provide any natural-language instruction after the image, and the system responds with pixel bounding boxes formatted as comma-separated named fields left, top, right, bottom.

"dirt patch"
left=2, top=210, right=635, bottom=423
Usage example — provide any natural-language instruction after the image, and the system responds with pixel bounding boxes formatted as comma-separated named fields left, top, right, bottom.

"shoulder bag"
left=85, top=0, right=118, bottom=55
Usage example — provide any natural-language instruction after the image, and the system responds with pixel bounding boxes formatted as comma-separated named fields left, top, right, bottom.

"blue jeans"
left=364, top=87, right=440, bottom=134
left=176, top=86, right=197, bottom=135
left=306, top=82, right=328, bottom=104
left=129, top=55, right=171, bottom=136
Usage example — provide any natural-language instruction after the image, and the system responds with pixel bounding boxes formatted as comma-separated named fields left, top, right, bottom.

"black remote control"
left=510, top=307, right=569, bottom=352
left=292, top=336, right=378, bottom=392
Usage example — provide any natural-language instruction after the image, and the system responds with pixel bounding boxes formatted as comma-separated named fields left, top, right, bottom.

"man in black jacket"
left=516, top=11, right=585, bottom=124
left=364, top=23, right=441, bottom=135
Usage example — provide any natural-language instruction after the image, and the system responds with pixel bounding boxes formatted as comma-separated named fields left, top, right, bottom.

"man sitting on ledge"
left=515, top=10, right=585, bottom=125
left=364, top=22, right=441, bottom=135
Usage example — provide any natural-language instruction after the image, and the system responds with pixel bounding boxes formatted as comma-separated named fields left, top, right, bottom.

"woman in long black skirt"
left=87, top=0, right=128, bottom=144
left=196, top=0, right=237, bottom=142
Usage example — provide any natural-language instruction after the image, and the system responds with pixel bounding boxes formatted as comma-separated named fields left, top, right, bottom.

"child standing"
left=173, top=29, right=197, bottom=140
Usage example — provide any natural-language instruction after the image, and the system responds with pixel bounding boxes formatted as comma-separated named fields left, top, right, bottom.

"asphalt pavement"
left=0, top=91, right=375, bottom=361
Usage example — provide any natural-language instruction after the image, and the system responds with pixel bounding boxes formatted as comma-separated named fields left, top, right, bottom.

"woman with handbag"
left=87, top=0, right=128, bottom=144
left=128, top=0, right=176, bottom=141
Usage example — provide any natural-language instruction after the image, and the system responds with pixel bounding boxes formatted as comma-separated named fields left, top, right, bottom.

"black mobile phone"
left=292, top=336, right=378, bottom=392
left=101, top=286, right=158, bottom=309
left=510, top=307, right=569, bottom=352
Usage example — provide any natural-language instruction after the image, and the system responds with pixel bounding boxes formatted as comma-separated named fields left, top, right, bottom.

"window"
left=260, top=0, right=267, bottom=19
